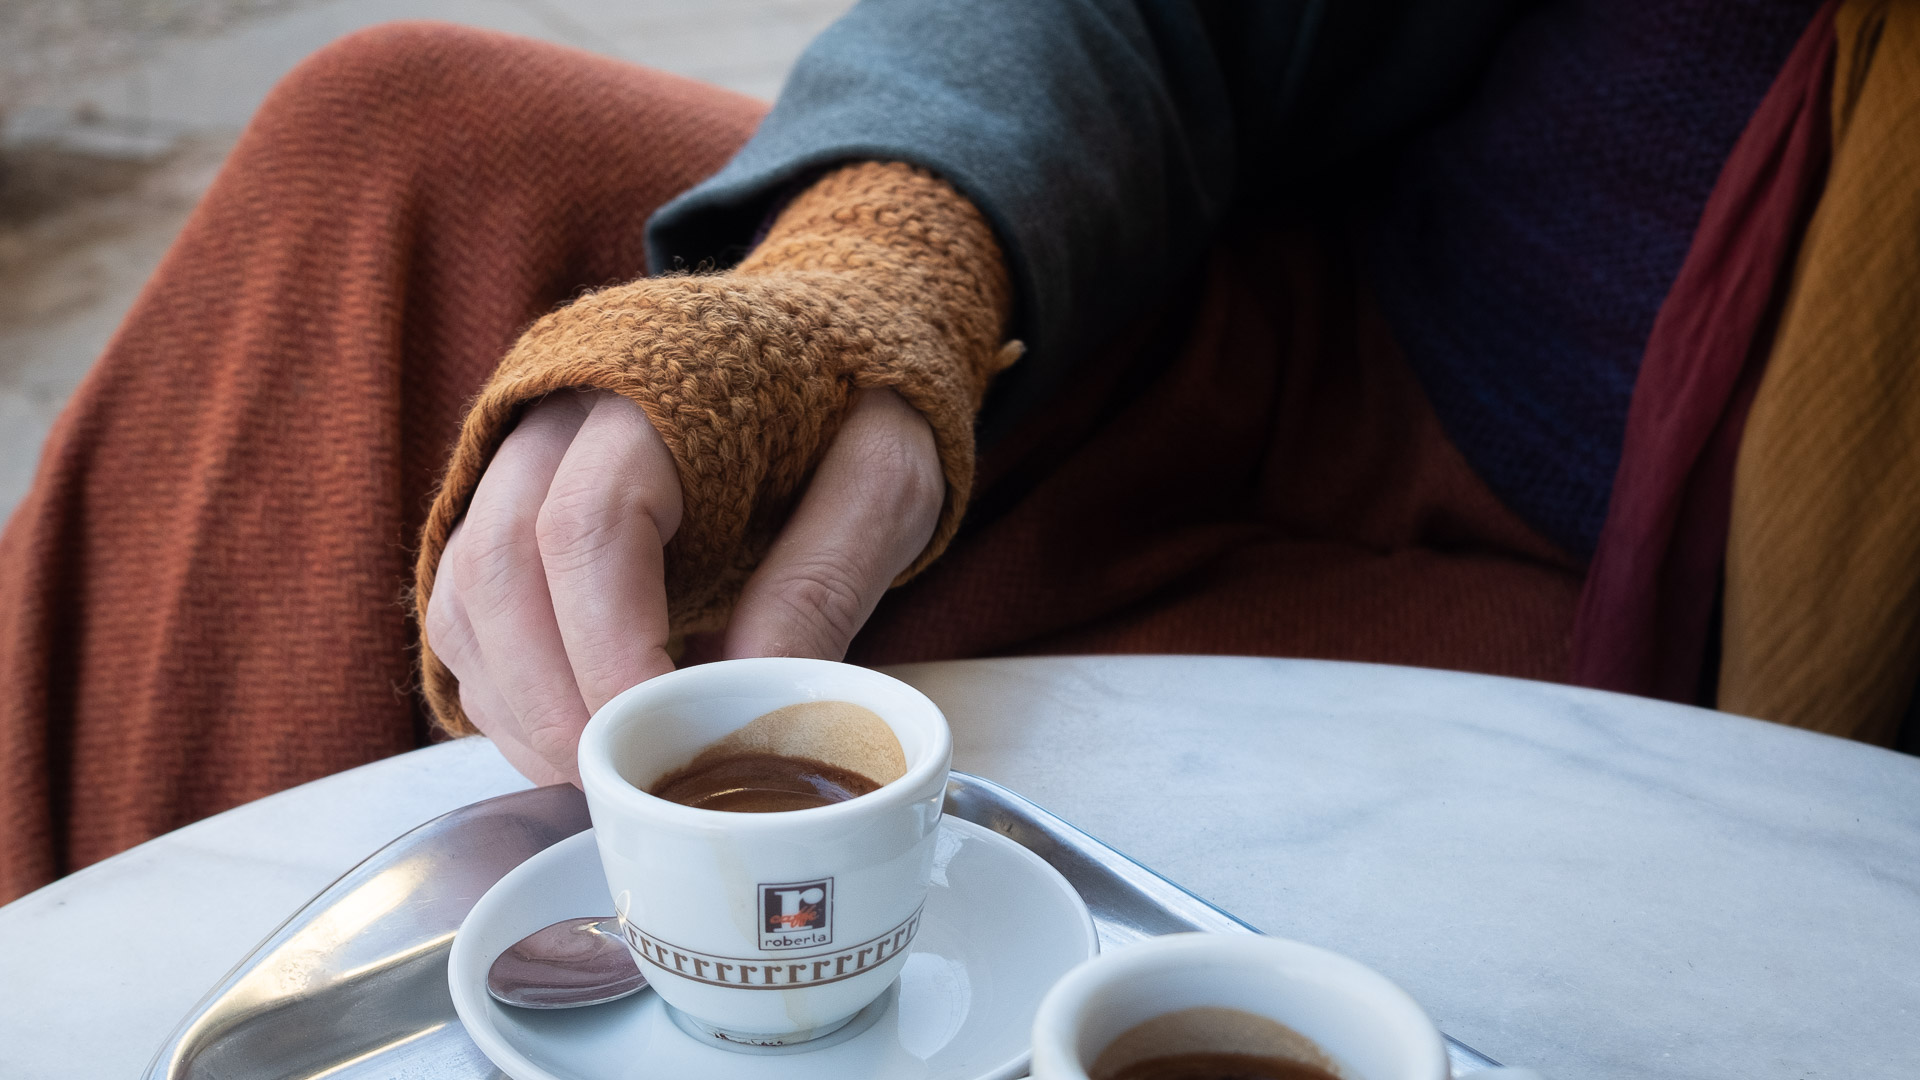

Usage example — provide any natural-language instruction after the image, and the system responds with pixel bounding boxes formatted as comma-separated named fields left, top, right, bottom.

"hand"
left=424, top=386, right=944, bottom=786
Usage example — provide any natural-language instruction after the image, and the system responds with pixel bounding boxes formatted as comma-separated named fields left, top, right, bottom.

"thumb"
left=723, top=388, right=945, bottom=660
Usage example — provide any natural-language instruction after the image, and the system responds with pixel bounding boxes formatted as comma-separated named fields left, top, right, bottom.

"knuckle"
left=444, top=517, right=551, bottom=632
left=518, top=707, right=584, bottom=766
left=764, top=560, right=868, bottom=650
left=537, top=461, right=671, bottom=577
left=533, top=481, right=618, bottom=565
left=573, top=636, right=645, bottom=690
left=901, top=454, right=948, bottom=521
left=422, top=587, right=468, bottom=662
left=847, top=418, right=946, bottom=521
left=448, top=504, right=536, bottom=594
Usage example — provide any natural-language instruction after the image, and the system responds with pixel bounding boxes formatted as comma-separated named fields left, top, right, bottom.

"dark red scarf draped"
left=1572, top=1, right=1839, bottom=703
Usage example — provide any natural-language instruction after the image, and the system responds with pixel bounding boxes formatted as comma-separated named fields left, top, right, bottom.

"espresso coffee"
left=651, top=751, right=880, bottom=812
left=1100, top=1052, right=1340, bottom=1080
left=645, top=698, right=904, bottom=813
left=1090, top=1008, right=1343, bottom=1080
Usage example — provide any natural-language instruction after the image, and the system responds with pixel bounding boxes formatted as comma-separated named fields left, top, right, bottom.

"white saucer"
left=449, top=815, right=1099, bottom=1080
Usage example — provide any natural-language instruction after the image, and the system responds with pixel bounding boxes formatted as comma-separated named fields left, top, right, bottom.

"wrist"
left=736, top=161, right=1018, bottom=403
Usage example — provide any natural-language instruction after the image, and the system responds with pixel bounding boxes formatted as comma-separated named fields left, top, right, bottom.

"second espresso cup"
left=1030, top=933, right=1547, bottom=1080
left=576, top=658, right=951, bottom=1046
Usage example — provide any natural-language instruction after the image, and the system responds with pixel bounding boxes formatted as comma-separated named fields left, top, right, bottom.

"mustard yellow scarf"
left=1723, top=0, right=1920, bottom=745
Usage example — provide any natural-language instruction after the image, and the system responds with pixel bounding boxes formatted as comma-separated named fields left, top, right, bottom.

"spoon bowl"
left=486, top=916, right=648, bottom=1009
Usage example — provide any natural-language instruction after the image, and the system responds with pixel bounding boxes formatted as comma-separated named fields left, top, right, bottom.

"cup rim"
left=1030, top=932, right=1448, bottom=1080
left=577, top=657, right=953, bottom=827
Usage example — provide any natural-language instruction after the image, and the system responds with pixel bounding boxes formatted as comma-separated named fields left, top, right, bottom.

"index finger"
left=537, top=392, right=685, bottom=713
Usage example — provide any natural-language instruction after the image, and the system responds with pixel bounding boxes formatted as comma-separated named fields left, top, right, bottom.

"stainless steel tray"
left=145, top=773, right=1505, bottom=1078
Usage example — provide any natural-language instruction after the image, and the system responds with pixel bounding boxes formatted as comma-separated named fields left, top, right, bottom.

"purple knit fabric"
left=1365, top=0, right=1819, bottom=557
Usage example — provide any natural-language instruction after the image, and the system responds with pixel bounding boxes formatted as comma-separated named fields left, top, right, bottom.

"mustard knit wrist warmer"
left=414, top=161, right=1017, bottom=735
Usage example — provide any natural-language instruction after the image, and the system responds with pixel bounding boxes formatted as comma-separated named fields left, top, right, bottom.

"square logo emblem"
left=758, top=877, right=833, bottom=950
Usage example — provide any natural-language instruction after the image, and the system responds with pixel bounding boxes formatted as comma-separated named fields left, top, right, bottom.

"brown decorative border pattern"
left=621, top=904, right=924, bottom=989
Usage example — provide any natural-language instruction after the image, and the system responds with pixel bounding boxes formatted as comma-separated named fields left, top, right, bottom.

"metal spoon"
left=486, top=916, right=648, bottom=1009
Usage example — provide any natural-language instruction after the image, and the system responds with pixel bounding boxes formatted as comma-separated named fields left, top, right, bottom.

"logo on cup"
left=758, top=878, right=833, bottom=950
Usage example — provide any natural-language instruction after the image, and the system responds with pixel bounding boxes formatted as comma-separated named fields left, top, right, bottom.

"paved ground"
left=0, top=0, right=851, bottom=522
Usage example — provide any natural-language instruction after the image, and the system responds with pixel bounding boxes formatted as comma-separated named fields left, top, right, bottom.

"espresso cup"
left=576, top=658, right=951, bottom=1047
left=1030, top=933, right=1547, bottom=1080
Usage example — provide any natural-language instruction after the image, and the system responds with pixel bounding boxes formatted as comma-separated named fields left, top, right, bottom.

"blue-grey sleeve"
left=645, top=0, right=1526, bottom=437
left=644, top=0, right=1290, bottom=439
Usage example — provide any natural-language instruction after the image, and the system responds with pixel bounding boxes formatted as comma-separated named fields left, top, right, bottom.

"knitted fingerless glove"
left=414, top=161, right=1019, bottom=735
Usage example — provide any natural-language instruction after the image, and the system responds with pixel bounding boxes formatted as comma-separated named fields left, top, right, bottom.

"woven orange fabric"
left=0, top=23, right=765, bottom=902
left=1721, top=0, right=1920, bottom=743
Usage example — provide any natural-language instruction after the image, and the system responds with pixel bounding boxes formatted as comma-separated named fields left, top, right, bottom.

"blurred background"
left=0, top=0, right=854, bottom=522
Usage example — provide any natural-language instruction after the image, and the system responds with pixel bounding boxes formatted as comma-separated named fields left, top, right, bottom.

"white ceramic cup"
left=1029, top=933, right=1546, bottom=1080
left=576, top=657, right=952, bottom=1047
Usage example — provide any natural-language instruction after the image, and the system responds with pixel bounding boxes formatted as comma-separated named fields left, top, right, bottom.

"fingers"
left=423, top=519, right=485, bottom=701
left=429, top=383, right=931, bottom=786
left=429, top=556, right=570, bottom=784
left=461, top=664, right=574, bottom=786
left=539, top=393, right=683, bottom=713
left=426, top=390, right=685, bottom=787
left=439, top=392, right=595, bottom=784
left=724, top=388, right=945, bottom=661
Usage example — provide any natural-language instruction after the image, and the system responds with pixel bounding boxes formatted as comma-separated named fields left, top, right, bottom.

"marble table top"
left=2, top=656, right=1915, bottom=1080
